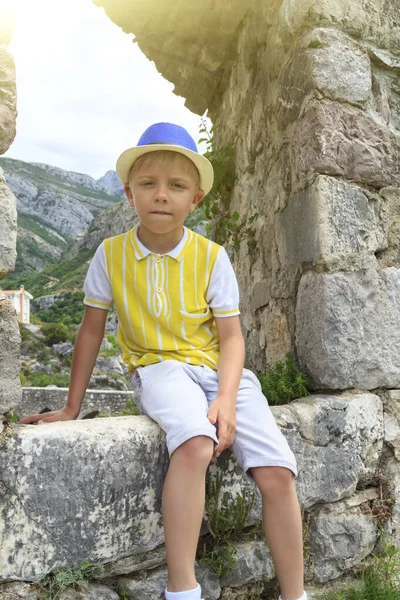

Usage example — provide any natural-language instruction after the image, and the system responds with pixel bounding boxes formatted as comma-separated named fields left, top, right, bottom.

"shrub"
left=28, top=373, right=70, bottom=387
left=41, top=322, right=69, bottom=346
left=257, top=353, right=310, bottom=406
left=33, top=561, right=105, bottom=600
left=107, top=333, right=119, bottom=348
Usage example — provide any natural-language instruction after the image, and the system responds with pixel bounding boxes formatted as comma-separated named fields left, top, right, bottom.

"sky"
left=3, top=0, right=207, bottom=179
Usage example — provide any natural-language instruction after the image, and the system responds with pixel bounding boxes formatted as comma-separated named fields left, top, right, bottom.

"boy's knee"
left=251, top=466, right=295, bottom=497
left=173, top=436, right=214, bottom=469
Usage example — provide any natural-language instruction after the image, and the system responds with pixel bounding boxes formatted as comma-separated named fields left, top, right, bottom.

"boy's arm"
left=207, top=315, right=245, bottom=458
left=65, top=305, right=108, bottom=418
left=19, top=306, right=108, bottom=424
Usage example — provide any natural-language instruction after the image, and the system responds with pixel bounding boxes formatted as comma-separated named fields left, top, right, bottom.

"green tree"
left=41, top=322, right=69, bottom=346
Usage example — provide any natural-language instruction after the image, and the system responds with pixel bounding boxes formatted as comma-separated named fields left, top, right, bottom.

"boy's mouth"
left=150, top=210, right=172, bottom=215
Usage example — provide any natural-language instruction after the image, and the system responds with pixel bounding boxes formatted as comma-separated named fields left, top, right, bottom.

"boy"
left=20, top=123, right=307, bottom=600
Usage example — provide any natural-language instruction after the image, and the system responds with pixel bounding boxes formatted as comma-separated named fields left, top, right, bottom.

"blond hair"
left=128, top=150, right=200, bottom=189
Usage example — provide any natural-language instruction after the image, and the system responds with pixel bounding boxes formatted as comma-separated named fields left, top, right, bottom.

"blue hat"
left=116, top=122, right=214, bottom=194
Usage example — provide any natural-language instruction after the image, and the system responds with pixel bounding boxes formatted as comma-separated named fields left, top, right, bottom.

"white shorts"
left=130, top=360, right=298, bottom=477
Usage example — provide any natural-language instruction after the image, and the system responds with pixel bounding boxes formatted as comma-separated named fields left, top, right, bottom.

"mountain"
left=0, top=157, right=124, bottom=274
left=96, top=170, right=124, bottom=196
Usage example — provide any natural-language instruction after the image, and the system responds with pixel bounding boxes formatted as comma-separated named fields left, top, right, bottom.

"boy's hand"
left=18, top=406, right=79, bottom=424
left=207, top=394, right=237, bottom=458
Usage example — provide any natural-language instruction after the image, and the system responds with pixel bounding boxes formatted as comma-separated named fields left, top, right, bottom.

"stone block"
left=308, top=490, right=379, bottom=582
left=280, top=175, right=387, bottom=269
left=296, top=269, right=400, bottom=389
left=279, top=28, right=371, bottom=125
left=273, top=393, right=383, bottom=507
left=0, top=295, right=21, bottom=414
left=0, top=417, right=169, bottom=581
left=0, top=168, right=17, bottom=278
left=290, top=99, right=400, bottom=189
left=0, top=47, right=16, bottom=154
left=220, top=541, right=274, bottom=587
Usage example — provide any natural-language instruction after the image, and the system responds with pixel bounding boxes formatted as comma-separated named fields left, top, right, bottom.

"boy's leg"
left=132, top=362, right=219, bottom=594
left=163, top=435, right=214, bottom=591
left=201, top=366, right=305, bottom=600
left=251, top=466, right=304, bottom=600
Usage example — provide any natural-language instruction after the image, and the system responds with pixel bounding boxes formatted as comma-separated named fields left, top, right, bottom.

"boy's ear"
left=190, top=190, right=205, bottom=211
left=124, top=184, right=135, bottom=207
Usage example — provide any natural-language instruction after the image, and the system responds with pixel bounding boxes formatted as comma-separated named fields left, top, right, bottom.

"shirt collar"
left=130, top=224, right=192, bottom=261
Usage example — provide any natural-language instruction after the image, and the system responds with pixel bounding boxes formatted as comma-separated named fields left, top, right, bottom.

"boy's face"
left=124, top=153, right=205, bottom=237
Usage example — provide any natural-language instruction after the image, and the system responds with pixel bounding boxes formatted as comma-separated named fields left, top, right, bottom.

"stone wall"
left=0, top=8, right=21, bottom=429
left=2, top=390, right=399, bottom=600
left=18, top=387, right=135, bottom=419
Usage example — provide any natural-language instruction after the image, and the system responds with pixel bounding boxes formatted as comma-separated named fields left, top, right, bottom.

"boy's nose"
left=154, top=187, right=168, bottom=202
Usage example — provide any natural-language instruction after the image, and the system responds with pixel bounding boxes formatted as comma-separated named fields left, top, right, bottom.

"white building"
left=2, top=285, right=33, bottom=324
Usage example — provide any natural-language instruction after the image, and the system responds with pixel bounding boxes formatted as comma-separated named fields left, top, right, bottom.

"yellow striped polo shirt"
left=83, top=225, right=240, bottom=371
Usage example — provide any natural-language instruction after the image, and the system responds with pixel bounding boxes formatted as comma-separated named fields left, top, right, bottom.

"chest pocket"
left=179, top=307, right=213, bottom=341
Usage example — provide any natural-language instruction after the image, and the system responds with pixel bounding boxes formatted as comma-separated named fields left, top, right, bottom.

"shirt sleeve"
left=206, top=246, right=240, bottom=317
left=83, top=242, right=113, bottom=310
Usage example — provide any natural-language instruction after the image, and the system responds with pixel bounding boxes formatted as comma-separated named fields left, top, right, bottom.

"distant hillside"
left=0, top=157, right=124, bottom=274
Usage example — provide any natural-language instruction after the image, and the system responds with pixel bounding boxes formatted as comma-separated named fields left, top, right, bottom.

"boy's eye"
left=141, top=181, right=154, bottom=186
left=171, top=182, right=185, bottom=189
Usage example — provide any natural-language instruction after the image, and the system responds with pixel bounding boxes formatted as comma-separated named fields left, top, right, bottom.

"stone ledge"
left=0, top=392, right=388, bottom=582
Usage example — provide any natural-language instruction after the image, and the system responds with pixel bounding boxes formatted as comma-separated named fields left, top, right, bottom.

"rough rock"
left=290, top=99, right=400, bottom=190
left=89, top=375, right=128, bottom=391
left=0, top=168, right=17, bottom=278
left=220, top=541, right=274, bottom=587
left=52, top=342, right=74, bottom=356
left=94, top=356, right=124, bottom=376
left=280, top=28, right=372, bottom=127
left=0, top=47, right=16, bottom=154
left=272, top=393, right=383, bottom=507
left=0, top=417, right=169, bottom=581
left=296, top=268, right=400, bottom=389
left=308, top=490, right=379, bottom=582
left=0, top=296, right=21, bottom=415
left=31, top=295, right=60, bottom=312
left=280, top=175, right=387, bottom=270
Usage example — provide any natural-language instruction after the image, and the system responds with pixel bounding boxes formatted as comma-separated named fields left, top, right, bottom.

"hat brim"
left=116, top=144, right=214, bottom=195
